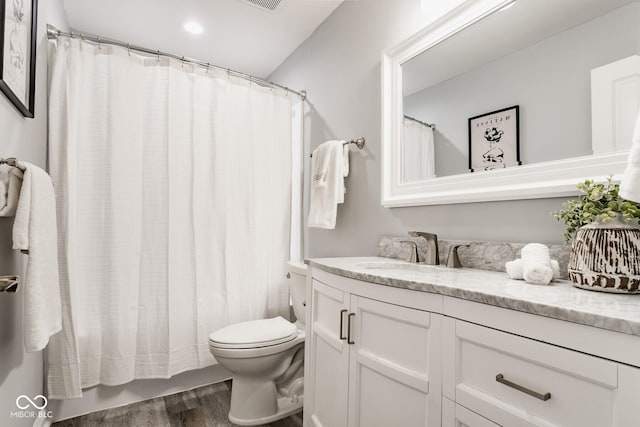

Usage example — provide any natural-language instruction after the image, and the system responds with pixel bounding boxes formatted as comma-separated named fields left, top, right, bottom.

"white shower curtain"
left=47, top=38, right=293, bottom=399
left=401, top=118, right=435, bottom=182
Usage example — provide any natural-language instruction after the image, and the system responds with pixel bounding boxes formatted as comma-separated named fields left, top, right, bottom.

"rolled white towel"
left=551, top=260, right=561, bottom=280
left=507, top=257, right=561, bottom=281
left=505, top=258, right=523, bottom=279
left=521, top=243, right=553, bottom=285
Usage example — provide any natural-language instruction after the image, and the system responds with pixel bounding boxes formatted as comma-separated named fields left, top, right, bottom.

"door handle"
left=347, top=313, right=355, bottom=344
left=339, top=309, right=348, bottom=340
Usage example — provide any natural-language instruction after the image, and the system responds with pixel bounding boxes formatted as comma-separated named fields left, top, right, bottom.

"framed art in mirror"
left=468, top=105, right=520, bottom=173
left=0, top=0, right=38, bottom=118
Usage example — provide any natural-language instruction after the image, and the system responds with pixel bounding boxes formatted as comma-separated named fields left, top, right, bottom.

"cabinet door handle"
left=339, top=309, right=348, bottom=340
left=496, top=374, right=551, bottom=401
left=347, top=313, right=355, bottom=345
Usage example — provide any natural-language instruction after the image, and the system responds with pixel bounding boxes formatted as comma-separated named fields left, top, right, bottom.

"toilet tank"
left=287, top=261, right=308, bottom=327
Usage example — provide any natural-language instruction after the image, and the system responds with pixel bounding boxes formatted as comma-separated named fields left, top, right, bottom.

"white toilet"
left=208, top=261, right=307, bottom=426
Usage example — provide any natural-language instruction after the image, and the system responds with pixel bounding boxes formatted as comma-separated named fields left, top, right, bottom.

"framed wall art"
left=468, top=105, right=520, bottom=172
left=0, top=0, right=37, bottom=118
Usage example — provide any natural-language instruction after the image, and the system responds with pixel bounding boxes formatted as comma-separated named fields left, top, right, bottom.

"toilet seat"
left=209, top=316, right=298, bottom=350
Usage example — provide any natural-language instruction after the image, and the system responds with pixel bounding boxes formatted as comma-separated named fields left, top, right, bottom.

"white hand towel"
left=13, top=162, right=62, bottom=352
left=506, top=258, right=561, bottom=281
left=311, top=144, right=332, bottom=189
left=308, top=141, right=348, bottom=229
left=620, top=110, right=640, bottom=201
left=0, top=165, right=23, bottom=217
left=340, top=144, right=349, bottom=203
left=521, top=243, right=553, bottom=285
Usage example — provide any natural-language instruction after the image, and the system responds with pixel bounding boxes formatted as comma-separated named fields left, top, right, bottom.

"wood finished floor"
left=53, top=380, right=303, bottom=427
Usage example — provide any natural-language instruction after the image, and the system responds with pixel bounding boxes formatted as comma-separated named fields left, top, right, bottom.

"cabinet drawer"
left=443, top=397, right=499, bottom=427
left=448, top=320, right=618, bottom=427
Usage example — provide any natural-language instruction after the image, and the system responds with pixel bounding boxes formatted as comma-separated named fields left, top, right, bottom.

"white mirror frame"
left=381, top=0, right=629, bottom=207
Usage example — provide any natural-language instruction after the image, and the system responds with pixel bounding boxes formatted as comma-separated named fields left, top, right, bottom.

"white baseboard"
left=51, top=364, right=231, bottom=422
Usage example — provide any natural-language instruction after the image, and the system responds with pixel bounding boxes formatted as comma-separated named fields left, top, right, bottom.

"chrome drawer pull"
left=496, top=374, right=551, bottom=402
left=339, top=309, right=348, bottom=340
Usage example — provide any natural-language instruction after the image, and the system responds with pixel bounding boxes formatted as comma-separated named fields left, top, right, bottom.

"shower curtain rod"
left=404, top=115, right=436, bottom=130
left=46, top=25, right=307, bottom=101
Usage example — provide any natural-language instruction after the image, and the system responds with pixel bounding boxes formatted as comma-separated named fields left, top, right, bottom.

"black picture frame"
left=0, top=0, right=38, bottom=118
left=468, top=105, right=520, bottom=172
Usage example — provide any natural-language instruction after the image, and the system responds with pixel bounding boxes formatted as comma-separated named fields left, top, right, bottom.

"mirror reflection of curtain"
left=401, top=118, right=435, bottom=182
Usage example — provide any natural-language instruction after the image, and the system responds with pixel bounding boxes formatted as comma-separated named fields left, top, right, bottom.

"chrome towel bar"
left=0, top=276, right=20, bottom=293
left=0, top=157, right=26, bottom=172
left=310, top=137, right=365, bottom=157
left=344, top=137, right=365, bottom=149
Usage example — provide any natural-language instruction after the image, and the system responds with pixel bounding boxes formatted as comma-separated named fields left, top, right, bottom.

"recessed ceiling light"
left=183, top=21, right=204, bottom=35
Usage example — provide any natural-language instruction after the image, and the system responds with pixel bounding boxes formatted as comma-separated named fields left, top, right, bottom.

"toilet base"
left=229, top=394, right=303, bottom=426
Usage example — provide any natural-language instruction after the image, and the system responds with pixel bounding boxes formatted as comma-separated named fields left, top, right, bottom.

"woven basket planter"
left=568, top=216, right=640, bottom=293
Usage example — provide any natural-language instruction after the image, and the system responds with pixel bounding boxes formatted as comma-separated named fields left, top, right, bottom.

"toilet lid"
left=208, top=316, right=298, bottom=349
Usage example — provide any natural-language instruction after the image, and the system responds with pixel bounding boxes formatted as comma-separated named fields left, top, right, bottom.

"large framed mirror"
left=382, top=0, right=637, bottom=207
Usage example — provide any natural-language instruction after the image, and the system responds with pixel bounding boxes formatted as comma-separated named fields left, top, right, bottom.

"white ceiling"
left=62, top=0, right=343, bottom=78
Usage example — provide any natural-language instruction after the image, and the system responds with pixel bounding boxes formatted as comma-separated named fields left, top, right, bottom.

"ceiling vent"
left=242, top=0, right=283, bottom=12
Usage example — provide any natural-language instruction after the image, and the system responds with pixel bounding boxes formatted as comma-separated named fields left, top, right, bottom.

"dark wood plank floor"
left=53, top=380, right=303, bottom=427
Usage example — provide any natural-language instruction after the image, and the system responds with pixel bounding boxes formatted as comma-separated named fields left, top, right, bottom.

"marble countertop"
left=307, top=257, right=640, bottom=337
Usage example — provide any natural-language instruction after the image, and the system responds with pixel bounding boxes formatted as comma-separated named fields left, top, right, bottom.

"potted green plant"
left=552, top=177, right=640, bottom=293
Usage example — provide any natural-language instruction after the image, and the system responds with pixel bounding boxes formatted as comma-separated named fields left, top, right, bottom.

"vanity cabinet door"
left=306, top=279, right=351, bottom=427
left=347, top=295, right=441, bottom=427
left=307, top=273, right=442, bottom=427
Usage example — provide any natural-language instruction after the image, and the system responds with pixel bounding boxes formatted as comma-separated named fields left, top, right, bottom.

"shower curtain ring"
left=97, top=36, right=101, bottom=50
left=156, top=50, right=160, bottom=64
left=127, top=44, right=131, bottom=56
left=181, top=56, right=185, bottom=69
left=206, top=63, right=210, bottom=74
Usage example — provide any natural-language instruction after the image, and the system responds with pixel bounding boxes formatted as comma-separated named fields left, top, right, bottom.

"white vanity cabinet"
left=307, top=264, right=640, bottom=427
left=305, top=269, right=443, bottom=427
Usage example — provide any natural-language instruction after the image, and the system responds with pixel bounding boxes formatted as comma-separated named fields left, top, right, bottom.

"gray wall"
left=0, top=2, right=69, bottom=425
left=269, top=0, right=568, bottom=259
left=405, top=3, right=640, bottom=177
